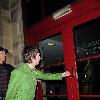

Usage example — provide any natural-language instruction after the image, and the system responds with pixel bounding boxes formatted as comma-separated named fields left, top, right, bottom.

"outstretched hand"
left=62, top=71, right=71, bottom=77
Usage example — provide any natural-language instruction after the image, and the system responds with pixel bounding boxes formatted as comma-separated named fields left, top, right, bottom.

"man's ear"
left=31, top=57, right=36, bottom=62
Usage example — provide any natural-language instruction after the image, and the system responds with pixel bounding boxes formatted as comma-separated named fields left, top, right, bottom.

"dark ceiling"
left=21, top=0, right=76, bottom=29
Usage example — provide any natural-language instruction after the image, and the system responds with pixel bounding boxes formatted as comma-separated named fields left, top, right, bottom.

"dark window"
left=73, top=17, right=100, bottom=59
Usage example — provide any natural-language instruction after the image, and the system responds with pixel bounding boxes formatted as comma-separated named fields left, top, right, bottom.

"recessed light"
left=47, top=43, right=55, bottom=46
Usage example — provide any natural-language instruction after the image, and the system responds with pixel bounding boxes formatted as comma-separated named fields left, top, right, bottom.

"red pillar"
left=36, top=81, right=43, bottom=100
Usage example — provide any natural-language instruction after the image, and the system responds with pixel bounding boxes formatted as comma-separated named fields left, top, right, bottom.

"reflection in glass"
left=44, top=64, right=67, bottom=100
left=39, top=33, right=64, bottom=66
left=77, top=58, right=100, bottom=100
left=39, top=33, right=68, bottom=100
left=73, top=17, right=100, bottom=100
left=73, top=17, right=100, bottom=59
left=77, top=59, right=94, bottom=94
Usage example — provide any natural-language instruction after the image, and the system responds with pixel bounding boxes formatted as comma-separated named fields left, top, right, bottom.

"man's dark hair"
left=22, top=45, right=40, bottom=63
left=0, top=46, right=9, bottom=53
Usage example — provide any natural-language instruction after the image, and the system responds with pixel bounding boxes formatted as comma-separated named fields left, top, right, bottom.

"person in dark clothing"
left=0, top=46, right=14, bottom=100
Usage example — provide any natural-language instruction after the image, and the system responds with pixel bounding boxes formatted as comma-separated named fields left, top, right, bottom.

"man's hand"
left=62, top=71, right=71, bottom=77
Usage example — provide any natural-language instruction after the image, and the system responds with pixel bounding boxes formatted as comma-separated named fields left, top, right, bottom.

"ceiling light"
left=47, top=43, right=55, bottom=46
left=52, top=4, right=72, bottom=20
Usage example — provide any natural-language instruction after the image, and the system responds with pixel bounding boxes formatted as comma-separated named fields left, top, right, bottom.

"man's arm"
left=32, top=69, right=70, bottom=80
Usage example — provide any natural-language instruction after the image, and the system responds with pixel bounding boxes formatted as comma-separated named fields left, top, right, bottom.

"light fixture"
left=47, top=42, right=55, bottom=46
left=52, top=4, right=72, bottom=20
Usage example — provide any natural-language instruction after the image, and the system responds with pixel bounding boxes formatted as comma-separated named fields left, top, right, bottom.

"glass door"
left=39, top=33, right=68, bottom=100
left=73, top=17, right=100, bottom=100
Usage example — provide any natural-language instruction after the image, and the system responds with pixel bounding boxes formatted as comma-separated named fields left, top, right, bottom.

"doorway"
left=39, top=33, right=68, bottom=100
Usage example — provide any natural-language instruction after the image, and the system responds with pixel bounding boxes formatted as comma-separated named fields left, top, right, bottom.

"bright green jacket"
left=5, top=63, right=62, bottom=100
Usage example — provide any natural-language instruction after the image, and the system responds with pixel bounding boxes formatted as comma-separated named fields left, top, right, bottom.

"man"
left=6, top=45, right=70, bottom=100
left=0, top=46, right=14, bottom=100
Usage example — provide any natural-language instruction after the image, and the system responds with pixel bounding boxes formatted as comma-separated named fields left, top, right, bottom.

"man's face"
left=33, top=53, right=41, bottom=66
left=0, top=50, right=6, bottom=63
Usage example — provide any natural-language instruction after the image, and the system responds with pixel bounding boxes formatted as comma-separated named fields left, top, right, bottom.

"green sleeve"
left=32, top=69, right=62, bottom=80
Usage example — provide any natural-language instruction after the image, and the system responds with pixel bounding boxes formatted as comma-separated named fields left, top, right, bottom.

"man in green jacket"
left=5, top=45, right=70, bottom=100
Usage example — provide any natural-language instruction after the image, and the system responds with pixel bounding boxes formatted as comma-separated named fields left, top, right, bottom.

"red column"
left=36, top=81, right=43, bottom=100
